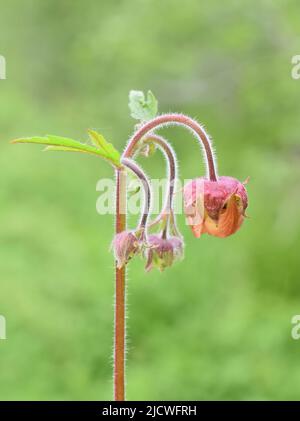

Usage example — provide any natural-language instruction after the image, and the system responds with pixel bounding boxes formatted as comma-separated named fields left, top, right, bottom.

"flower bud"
left=183, top=176, right=248, bottom=238
left=112, top=230, right=140, bottom=268
left=145, top=234, right=184, bottom=272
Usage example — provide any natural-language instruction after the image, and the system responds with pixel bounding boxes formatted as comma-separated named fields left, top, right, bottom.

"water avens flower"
left=183, top=176, right=248, bottom=238
left=145, top=234, right=184, bottom=272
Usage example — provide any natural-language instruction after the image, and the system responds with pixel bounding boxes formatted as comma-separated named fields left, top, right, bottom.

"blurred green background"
left=1, top=0, right=300, bottom=400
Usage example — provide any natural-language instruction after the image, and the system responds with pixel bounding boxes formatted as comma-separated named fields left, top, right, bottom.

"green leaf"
left=11, top=134, right=121, bottom=167
left=87, top=130, right=120, bottom=164
left=128, top=90, right=158, bottom=121
left=44, top=146, right=87, bottom=153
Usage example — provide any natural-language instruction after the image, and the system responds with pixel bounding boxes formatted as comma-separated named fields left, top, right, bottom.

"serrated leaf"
left=87, top=130, right=120, bottom=164
left=11, top=134, right=121, bottom=167
left=128, top=90, right=158, bottom=121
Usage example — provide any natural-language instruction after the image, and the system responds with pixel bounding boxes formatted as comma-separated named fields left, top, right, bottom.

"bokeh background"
left=1, top=0, right=300, bottom=400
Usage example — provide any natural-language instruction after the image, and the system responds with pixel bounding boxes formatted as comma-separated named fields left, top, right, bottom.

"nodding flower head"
left=112, top=230, right=142, bottom=268
left=145, top=234, right=184, bottom=272
left=183, top=176, right=248, bottom=238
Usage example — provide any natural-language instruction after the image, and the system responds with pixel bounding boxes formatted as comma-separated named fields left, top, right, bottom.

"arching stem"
left=123, top=113, right=218, bottom=181
left=144, top=134, right=176, bottom=215
left=142, top=135, right=181, bottom=237
left=121, top=158, right=151, bottom=234
left=114, top=114, right=216, bottom=400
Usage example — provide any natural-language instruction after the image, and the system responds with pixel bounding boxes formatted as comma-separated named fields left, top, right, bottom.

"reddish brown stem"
left=144, top=134, right=177, bottom=238
left=121, top=157, right=151, bottom=232
left=144, top=134, right=176, bottom=214
left=114, top=169, right=126, bottom=401
left=123, top=113, right=218, bottom=181
left=114, top=114, right=216, bottom=400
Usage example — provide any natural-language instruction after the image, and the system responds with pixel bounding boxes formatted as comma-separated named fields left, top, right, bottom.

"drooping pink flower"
left=112, top=231, right=141, bottom=268
left=145, top=234, right=184, bottom=272
left=183, top=176, right=248, bottom=238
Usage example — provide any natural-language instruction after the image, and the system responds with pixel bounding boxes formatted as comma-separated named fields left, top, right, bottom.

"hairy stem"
left=123, top=113, right=218, bottom=181
left=114, top=113, right=216, bottom=399
left=114, top=168, right=126, bottom=401
left=143, top=134, right=181, bottom=237
left=144, top=134, right=176, bottom=214
left=121, top=157, right=151, bottom=232
left=114, top=160, right=151, bottom=401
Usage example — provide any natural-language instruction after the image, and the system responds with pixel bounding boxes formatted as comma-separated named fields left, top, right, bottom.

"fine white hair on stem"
left=123, top=113, right=218, bottom=181
left=142, top=134, right=181, bottom=234
left=121, top=158, right=152, bottom=234
left=144, top=134, right=178, bottom=211
left=111, top=262, right=129, bottom=400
